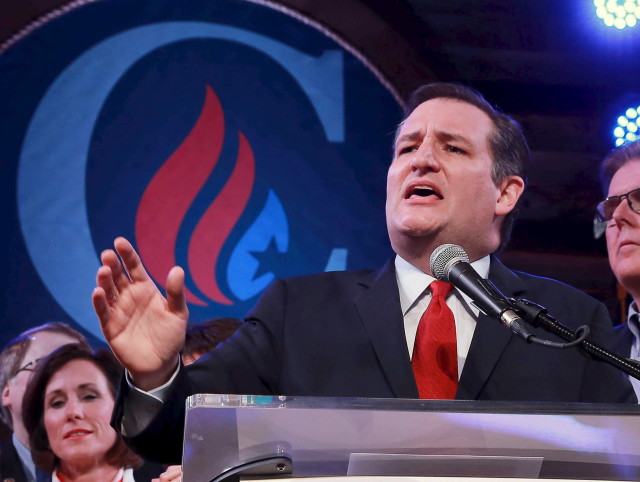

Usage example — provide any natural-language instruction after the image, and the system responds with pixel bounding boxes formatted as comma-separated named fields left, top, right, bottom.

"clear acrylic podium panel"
left=182, top=395, right=640, bottom=482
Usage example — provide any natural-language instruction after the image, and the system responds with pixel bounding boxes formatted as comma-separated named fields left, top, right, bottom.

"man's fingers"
left=100, top=248, right=131, bottom=292
left=96, top=264, right=120, bottom=301
left=166, top=266, right=188, bottom=318
left=114, top=236, right=151, bottom=283
left=92, top=287, right=112, bottom=330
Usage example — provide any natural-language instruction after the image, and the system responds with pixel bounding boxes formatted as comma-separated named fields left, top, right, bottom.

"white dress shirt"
left=13, top=433, right=36, bottom=482
left=395, top=254, right=488, bottom=379
left=625, top=302, right=640, bottom=399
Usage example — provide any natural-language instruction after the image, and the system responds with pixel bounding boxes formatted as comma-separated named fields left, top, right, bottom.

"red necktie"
left=412, top=280, right=458, bottom=399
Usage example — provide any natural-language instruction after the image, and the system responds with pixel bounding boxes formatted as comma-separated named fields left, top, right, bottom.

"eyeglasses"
left=595, top=187, right=640, bottom=222
left=13, top=357, right=42, bottom=376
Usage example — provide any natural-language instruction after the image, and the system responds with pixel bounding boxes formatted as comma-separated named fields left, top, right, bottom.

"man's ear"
left=495, top=175, right=525, bottom=216
left=2, top=383, right=11, bottom=409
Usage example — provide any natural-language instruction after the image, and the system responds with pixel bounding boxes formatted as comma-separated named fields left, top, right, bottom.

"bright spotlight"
left=614, top=105, right=640, bottom=146
left=594, top=0, right=640, bottom=29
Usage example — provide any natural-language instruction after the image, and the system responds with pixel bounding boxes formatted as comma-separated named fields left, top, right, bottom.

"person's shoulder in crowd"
left=510, top=267, right=604, bottom=303
left=0, top=438, right=28, bottom=482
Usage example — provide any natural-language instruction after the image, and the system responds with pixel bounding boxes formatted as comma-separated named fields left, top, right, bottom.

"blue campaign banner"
left=0, top=0, right=402, bottom=346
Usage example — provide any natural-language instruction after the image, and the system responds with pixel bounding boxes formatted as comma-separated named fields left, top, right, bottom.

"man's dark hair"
left=181, top=318, right=242, bottom=364
left=22, top=344, right=142, bottom=472
left=399, top=82, right=530, bottom=252
left=599, top=141, right=640, bottom=193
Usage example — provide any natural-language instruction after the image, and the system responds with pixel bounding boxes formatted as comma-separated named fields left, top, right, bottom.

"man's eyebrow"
left=395, top=129, right=475, bottom=148
left=435, top=129, right=472, bottom=146
left=394, top=131, right=423, bottom=146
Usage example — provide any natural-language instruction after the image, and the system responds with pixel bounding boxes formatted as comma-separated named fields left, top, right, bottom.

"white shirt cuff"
left=120, top=362, right=181, bottom=436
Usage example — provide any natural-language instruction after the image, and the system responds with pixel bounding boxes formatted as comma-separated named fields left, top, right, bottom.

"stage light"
left=613, top=105, right=640, bottom=146
left=594, top=0, right=640, bottom=29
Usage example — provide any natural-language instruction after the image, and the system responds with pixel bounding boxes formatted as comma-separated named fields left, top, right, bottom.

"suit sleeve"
left=112, top=279, right=288, bottom=464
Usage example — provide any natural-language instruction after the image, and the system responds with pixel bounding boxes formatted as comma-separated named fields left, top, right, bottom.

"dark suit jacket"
left=115, top=256, right=636, bottom=463
left=133, top=461, right=164, bottom=480
left=0, top=439, right=49, bottom=482
left=0, top=439, right=29, bottom=482
left=613, top=321, right=634, bottom=358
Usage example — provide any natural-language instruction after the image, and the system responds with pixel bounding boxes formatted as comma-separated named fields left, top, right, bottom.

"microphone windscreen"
left=429, top=244, right=469, bottom=281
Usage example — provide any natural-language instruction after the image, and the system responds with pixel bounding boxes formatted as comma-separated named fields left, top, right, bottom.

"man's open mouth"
left=406, top=185, right=442, bottom=199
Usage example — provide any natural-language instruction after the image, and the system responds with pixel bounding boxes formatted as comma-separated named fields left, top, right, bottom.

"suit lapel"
left=354, top=259, right=419, bottom=398
left=457, top=256, right=527, bottom=400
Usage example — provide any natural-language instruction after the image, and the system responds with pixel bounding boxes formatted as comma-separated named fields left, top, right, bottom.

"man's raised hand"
left=92, top=237, right=189, bottom=390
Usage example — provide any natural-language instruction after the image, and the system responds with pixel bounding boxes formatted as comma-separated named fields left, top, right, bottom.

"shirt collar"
left=13, top=433, right=36, bottom=482
left=395, top=253, right=491, bottom=315
left=53, top=466, right=126, bottom=482
left=628, top=301, right=640, bottom=339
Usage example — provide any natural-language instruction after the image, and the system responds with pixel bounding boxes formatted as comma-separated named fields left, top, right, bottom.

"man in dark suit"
left=596, top=140, right=640, bottom=400
left=93, top=83, right=636, bottom=464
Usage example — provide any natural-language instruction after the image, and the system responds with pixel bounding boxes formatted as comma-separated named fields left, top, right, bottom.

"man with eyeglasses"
left=0, top=322, right=89, bottom=482
left=597, top=140, right=640, bottom=400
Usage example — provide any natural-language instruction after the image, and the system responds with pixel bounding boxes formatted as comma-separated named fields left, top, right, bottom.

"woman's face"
left=43, top=359, right=117, bottom=469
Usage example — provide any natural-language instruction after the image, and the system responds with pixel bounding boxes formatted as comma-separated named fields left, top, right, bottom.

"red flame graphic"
left=135, top=86, right=255, bottom=305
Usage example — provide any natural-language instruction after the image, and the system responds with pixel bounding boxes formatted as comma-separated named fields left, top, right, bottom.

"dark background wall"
left=2, top=0, right=640, bottom=325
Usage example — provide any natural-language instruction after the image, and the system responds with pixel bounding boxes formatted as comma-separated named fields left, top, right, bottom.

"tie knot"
left=430, top=280, right=453, bottom=298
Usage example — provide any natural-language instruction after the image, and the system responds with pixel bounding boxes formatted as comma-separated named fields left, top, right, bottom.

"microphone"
left=429, top=244, right=533, bottom=341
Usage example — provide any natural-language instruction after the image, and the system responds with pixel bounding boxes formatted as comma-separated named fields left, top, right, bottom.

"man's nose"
left=410, top=143, right=440, bottom=172
left=611, top=194, right=635, bottom=225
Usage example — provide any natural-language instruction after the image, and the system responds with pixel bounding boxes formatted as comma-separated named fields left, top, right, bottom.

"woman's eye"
left=49, top=399, right=65, bottom=408
left=82, top=393, right=99, bottom=401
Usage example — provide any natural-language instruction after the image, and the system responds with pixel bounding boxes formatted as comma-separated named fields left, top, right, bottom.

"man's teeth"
left=411, top=187, right=439, bottom=198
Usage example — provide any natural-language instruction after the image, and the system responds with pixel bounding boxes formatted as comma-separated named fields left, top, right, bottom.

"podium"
left=182, top=395, right=640, bottom=481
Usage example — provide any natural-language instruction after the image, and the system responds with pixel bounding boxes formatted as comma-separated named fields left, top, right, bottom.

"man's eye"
left=397, top=145, right=417, bottom=155
left=446, top=145, right=466, bottom=154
